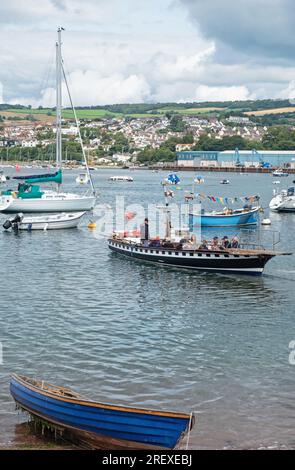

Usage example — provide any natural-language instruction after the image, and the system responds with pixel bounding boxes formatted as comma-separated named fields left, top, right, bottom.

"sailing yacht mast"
left=56, top=27, right=63, bottom=171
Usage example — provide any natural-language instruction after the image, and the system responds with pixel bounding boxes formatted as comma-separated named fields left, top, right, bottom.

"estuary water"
left=0, top=168, right=295, bottom=449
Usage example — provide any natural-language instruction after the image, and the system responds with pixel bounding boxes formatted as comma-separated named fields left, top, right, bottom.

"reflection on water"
left=0, top=169, right=294, bottom=449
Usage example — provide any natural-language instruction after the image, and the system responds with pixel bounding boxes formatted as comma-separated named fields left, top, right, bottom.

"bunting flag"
left=190, top=193, right=260, bottom=204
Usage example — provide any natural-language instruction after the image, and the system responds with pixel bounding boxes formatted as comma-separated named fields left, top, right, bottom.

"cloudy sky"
left=0, top=0, right=295, bottom=106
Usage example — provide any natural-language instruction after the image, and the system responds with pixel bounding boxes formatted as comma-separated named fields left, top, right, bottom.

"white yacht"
left=269, top=187, right=295, bottom=212
left=0, top=28, right=96, bottom=214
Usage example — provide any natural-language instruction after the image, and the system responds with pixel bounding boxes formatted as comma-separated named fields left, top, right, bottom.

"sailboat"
left=0, top=27, right=96, bottom=213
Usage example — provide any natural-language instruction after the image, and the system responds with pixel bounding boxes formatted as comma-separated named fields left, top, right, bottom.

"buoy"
left=88, top=221, right=96, bottom=229
left=261, top=218, right=271, bottom=226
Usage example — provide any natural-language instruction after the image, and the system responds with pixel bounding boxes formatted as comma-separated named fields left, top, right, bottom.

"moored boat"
left=272, top=168, right=289, bottom=177
left=189, top=206, right=260, bottom=227
left=76, top=173, right=90, bottom=185
left=220, top=179, right=230, bottom=184
left=269, top=187, right=295, bottom=212
left=0, top=28, right=96, bottom=214
left=10, top=374, right=194, bottom=450
left=0, top=188, right=95, bottom=213
left=109, top=176, right=134, bottom=182
left=0, top=170, right=7, bottom=183
left=3, top=211, right=85, bottom=231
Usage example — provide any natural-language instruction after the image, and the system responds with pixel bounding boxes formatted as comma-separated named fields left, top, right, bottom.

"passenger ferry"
left=108, top=229, right=290, bottom=276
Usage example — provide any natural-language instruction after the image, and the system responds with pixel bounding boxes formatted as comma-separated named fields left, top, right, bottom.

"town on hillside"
left=1, top=101, right=295, bottom=171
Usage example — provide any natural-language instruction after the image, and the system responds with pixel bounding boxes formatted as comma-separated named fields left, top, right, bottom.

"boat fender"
left=88, top=222, right=96, bottom=229
left=12, top=191, right=17, bottom=198
left=27, top=223, right=33, bottom=232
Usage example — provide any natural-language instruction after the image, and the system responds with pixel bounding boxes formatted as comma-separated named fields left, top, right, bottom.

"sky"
left=0, top=0, right=295, bottom=106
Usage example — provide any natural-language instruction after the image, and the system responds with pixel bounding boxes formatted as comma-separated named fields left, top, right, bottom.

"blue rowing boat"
left=189, top=206, right=260, bottom=227
left=10, top=374, right=194, bottom=450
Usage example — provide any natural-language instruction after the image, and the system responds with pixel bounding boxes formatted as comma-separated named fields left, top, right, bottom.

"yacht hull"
left=269, top=196, right=295, bottom=212
left=0, top=194, right=96, bottom=213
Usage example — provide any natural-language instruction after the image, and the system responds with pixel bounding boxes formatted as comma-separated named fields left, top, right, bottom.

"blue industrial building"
left=176, top=149, right=295, bottom=167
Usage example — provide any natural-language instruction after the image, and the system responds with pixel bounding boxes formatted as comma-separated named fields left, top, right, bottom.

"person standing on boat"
left=140, top=218, right=149, bottom=244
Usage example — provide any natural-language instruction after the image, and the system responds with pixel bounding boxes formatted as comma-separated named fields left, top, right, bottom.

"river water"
left=0, top=168, right=294, bottom=449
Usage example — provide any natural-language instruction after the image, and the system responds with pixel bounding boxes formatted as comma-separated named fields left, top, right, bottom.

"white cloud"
left=278, top=80, right=295, bottom=103
left=1, top=1, right=295, bottom=104
left=63, top=71, right=151, bottom=106
left=151, top=45, right=215, bottom=83
left=195, top=85, right=253, bottom=102
left=22, top=71, right=150, bottom=107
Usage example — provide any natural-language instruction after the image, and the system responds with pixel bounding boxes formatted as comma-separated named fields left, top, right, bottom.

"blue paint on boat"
left=10, top=375, right=192, bottom=449
left=189, top=207, right=259, bottom=228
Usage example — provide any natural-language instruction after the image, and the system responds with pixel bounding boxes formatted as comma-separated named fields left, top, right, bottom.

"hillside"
left=1, top=99, right=295, bottom=123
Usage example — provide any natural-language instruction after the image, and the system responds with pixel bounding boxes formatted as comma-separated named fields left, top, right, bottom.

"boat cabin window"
left=182, top=252, right=186, bottom=256
left=168, top=251, right=172, bottom=255
left=162, top=251, right=165, bottom=255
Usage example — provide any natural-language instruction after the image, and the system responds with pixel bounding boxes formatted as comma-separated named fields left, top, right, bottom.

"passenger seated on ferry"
left=231, top=235, right=239, bottom=249
left=221, top=235, right=230, bottom=249
left=149, top=238, right=161, bottom=248
left=212, top=236, right=219, bottom=249
left=198, top=240, right=209, bottom=250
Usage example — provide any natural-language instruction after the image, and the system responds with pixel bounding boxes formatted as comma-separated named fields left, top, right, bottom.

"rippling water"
left=0, top=169, right=295, bottom=449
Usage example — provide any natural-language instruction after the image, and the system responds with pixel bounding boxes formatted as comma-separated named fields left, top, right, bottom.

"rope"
left=61, top=62, right=96, bottom=196
left=185, top=411, right=194, bottom=450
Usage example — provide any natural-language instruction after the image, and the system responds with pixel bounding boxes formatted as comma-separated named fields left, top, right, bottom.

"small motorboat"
left=3, top=211, right=86, bottom=231
left=194, top=175, right=204, bottom=184
left=269, top=187, right=295, bottom=212
left=10, top=374, right=194, bottom=450
left=272, top=169, right=289, bottom=177
left=76, top=173, right=90, bottom=185
left=220, top=179, right=230, bottom=184
left=273, top=180, right=280, bottom=185
left=0, top=170, right=7, bottom=183
left=109, top=176, right=133, bottom=182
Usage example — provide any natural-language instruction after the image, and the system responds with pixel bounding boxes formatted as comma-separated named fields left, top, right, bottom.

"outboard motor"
left=3, top=219, right=12, bottom=230
left=3, top=213, right=23, bottom=232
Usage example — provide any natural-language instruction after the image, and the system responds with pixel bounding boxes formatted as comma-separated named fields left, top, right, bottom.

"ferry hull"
left=108, top=240, right=273, bottom=276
